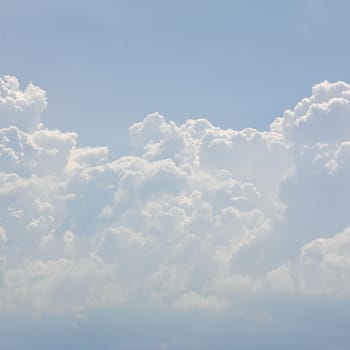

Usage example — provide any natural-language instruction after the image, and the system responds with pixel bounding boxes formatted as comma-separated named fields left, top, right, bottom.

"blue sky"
left=2, top=0, right=350, bottom=150
left=1, top=1, right=350, bottom=349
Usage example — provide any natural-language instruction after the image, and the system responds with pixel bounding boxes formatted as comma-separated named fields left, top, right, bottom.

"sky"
left=2, top=0, right=350, bottom=150
left=1, top=1, right=350, bottom=349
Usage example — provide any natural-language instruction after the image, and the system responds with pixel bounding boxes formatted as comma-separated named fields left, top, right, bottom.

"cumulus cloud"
left=0, top=256, right=126, bottom=315
left=0, top=76, right=47, bottom=131
left=298, top=227, right=350, bottom=296
left=271, top=80, right=350, bottom=146
left=1, top=76, right=350, bottom=317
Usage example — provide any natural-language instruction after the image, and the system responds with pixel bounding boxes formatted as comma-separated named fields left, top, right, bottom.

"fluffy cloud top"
left=1, top=76, right=350, bottom=316
left=0, top=76, right=47, bottom=131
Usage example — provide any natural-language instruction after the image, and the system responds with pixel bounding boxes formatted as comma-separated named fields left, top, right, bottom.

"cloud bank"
left=1, top=76, right=350, bottom=319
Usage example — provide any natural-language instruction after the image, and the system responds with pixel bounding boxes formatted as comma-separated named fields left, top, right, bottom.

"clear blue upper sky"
left=1, top=0, right=349, bottom=148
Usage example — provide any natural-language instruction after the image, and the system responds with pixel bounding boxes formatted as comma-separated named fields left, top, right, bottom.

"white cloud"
left=0, top=257, right=126, bottom=315
left=298, top=227, right=350, bottom=296
left=0, top=76, right=47, bottom=131
left=1, top=76, right=350, bottom=317
left=271, top=80, right=350, bottom=147
left=266, top=263, right=296, bottom=295
left=267, top=226, right=350, bottom=298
